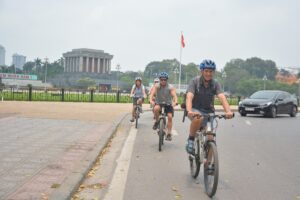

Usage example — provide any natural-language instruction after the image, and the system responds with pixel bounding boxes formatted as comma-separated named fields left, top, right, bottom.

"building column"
left=108, top=59, right=111, bottom=73
left=86, top=57, right=89, bottom=73
left=91, top=57, right=95, bottom=73
left=72, top=57, right=75, bottom=72
left=100, top=58, right=103, bottom=74
left=67, top=57, right=70, bottom=72
left=76, top=57, right=79, bottom=72
left=103, top=59, right=106, bottom=73
left=64, top=58, right=67, bottom=72
left=106, top=59, right=109, bottom=73
left=75, top=57, right=78, bottom=72
left=97, top=58, right=101, bottom=73
left=70, top=57, right=73, bottom=72
left=79, top=56, right=83, bottom=72
left=94, top=58, right=98, bottom=73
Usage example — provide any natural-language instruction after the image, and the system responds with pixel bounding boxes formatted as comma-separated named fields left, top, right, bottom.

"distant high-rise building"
left=12, top=53, right=26, bottom=69
left=0, top=45, right=5, bottom=66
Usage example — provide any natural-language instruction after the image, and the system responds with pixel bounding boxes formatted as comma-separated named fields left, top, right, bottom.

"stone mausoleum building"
left=63, top=48, right=113, bottom=73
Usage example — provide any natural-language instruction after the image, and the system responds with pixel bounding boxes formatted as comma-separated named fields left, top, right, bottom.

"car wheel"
left=239, top=110, right=247, bottom=116
left=290, top=106, right=297, bottom=117
left=269, top=106, right=277, bottom=118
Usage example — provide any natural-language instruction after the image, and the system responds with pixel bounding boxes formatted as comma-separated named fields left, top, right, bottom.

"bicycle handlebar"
left=192, top=112, right=235, bottom=119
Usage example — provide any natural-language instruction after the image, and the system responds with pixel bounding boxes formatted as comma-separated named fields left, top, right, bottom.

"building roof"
left=63, top=48, right=113, bottom=59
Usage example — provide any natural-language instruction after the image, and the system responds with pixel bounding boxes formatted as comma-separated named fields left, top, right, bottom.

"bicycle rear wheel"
left=204, top=141, right=219, bottom=197
left=189, top=139, right=200, bottom=178
left=158, top=119, right=165, bottom=151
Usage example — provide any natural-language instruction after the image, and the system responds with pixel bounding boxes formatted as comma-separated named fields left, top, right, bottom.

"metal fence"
left=0, top=86, right=240, bottom=105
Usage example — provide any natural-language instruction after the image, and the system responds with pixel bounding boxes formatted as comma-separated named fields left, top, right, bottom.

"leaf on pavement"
left=172, top=186, right=178, bottom=192
left=175, top=194, right=182, bottom=199
left=51, top=183, right=61, bottom=188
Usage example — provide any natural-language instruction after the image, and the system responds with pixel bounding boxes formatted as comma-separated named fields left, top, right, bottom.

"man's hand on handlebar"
left=225, top=111, right=234, bottom=119
left=149, top=100, right=155, bottom=107
left=187, top=111, right=202, bottom=119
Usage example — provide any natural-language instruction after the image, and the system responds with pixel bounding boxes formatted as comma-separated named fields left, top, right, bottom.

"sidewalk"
left=0, top=101, right=132, bottom=200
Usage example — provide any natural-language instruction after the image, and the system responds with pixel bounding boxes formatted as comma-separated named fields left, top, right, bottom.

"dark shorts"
left=132, top=97, right=144, bottom=105
left=158, top=104, right=174, bottom=116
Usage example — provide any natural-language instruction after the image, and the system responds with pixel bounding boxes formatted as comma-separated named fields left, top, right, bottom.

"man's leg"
left=130, top=105, right=136, bottom=122
left=166, top=112, right=173, bottom=141
left=137, top=98, right=143, bottom=112
left=186, top=111, right=203, bottom=153
left=152, top=104, right=160, bottom=130
left=189, top=117, right=203, bottom=138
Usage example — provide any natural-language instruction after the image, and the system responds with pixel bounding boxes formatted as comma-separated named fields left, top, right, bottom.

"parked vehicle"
left=238, top=90, right=298, bottom=118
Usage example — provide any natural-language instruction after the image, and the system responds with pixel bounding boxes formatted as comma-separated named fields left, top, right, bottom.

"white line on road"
left=103, top=126, right=137, bottom=200
left=245, top=120, right=252, bottom=126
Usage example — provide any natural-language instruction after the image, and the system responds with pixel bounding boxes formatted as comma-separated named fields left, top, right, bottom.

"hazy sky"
left=0, top=0, right=299, bottom=71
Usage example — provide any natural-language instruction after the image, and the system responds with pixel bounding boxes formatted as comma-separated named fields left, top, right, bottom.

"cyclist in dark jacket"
left=185, top=59, right=233, bottom=153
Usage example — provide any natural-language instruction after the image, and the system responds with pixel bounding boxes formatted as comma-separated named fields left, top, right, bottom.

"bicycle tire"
left=135, top=109, right=139, bottom=129
left=158, top=119, right=164, bottom=152
left=189, top=139, right=200, bottom=178
left=204, top=141, right=219, bottom=197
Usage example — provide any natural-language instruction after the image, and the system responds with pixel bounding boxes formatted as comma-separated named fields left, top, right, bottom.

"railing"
left=0, top=86, right=241, bottom=105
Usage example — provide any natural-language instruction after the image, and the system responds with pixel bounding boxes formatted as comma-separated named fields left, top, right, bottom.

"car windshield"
left=250, top=91, right=278, bottom=99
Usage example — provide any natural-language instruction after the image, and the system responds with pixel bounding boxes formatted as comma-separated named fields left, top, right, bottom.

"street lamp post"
left=263, top=74, right=267, bottom=90
left=222, top=71, right=227, bottom=92
left=173, top=68, right=179, bottom=88
left=116, top=64, right=121, bottom=91
left=44, top=57, right=48, bottom=90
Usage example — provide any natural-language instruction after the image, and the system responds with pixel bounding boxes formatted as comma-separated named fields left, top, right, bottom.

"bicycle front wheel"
left=135, top=109, right=139, bottom=129
left=158, top=119, right=165, bottom=152
left=189, top=139, right=200, bottom=178
left=204, top=141, right=219, bottom=197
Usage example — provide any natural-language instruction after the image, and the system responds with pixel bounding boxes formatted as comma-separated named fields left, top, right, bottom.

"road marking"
left=103, top=127, right=137, bottom=200
left=245, top=120, right=252, bottom=126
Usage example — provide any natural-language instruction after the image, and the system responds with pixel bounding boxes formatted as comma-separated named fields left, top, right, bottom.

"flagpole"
left=179, top=31, right=183, bottom=93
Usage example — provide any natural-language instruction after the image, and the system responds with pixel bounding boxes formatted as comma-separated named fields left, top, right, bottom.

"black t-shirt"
left=186, top=76, right=222, bottom=112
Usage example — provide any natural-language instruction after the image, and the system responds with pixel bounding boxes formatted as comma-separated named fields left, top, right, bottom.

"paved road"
left=105, top=111, right=300, bottom=200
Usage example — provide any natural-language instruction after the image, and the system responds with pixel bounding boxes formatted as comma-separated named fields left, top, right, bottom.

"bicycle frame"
left=157, top=103, right=171, bottom=151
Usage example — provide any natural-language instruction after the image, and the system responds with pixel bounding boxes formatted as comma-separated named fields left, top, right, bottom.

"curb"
left=50, top=113, right=129, bottom=200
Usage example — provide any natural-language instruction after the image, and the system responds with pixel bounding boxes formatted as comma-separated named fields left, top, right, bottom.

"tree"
left=243, top=57, right=278, bottom=80
left=23, top=61, right=35, bottom=74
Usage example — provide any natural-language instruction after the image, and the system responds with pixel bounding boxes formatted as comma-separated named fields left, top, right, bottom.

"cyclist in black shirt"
left=185, top=59, right=233, bottom=154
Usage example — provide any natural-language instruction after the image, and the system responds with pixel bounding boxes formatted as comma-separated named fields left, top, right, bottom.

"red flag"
left=181, top=33, right=185, bottom=48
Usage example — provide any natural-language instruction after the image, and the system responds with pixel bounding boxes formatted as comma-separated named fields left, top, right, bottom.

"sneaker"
left=130, top=118, right=134, bottom=122
left=152, top=121, right=159, bottom=130
left=166, top=133, right=172, bottom=141
left=186, top=139, right=194, bottom=154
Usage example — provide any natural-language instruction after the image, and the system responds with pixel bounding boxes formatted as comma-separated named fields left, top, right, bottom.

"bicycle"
left=183, top=110, right=234, bottom=197
left=132, top=97, right=143, bottom=129
left=156, top=102, right=171, bottom=152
